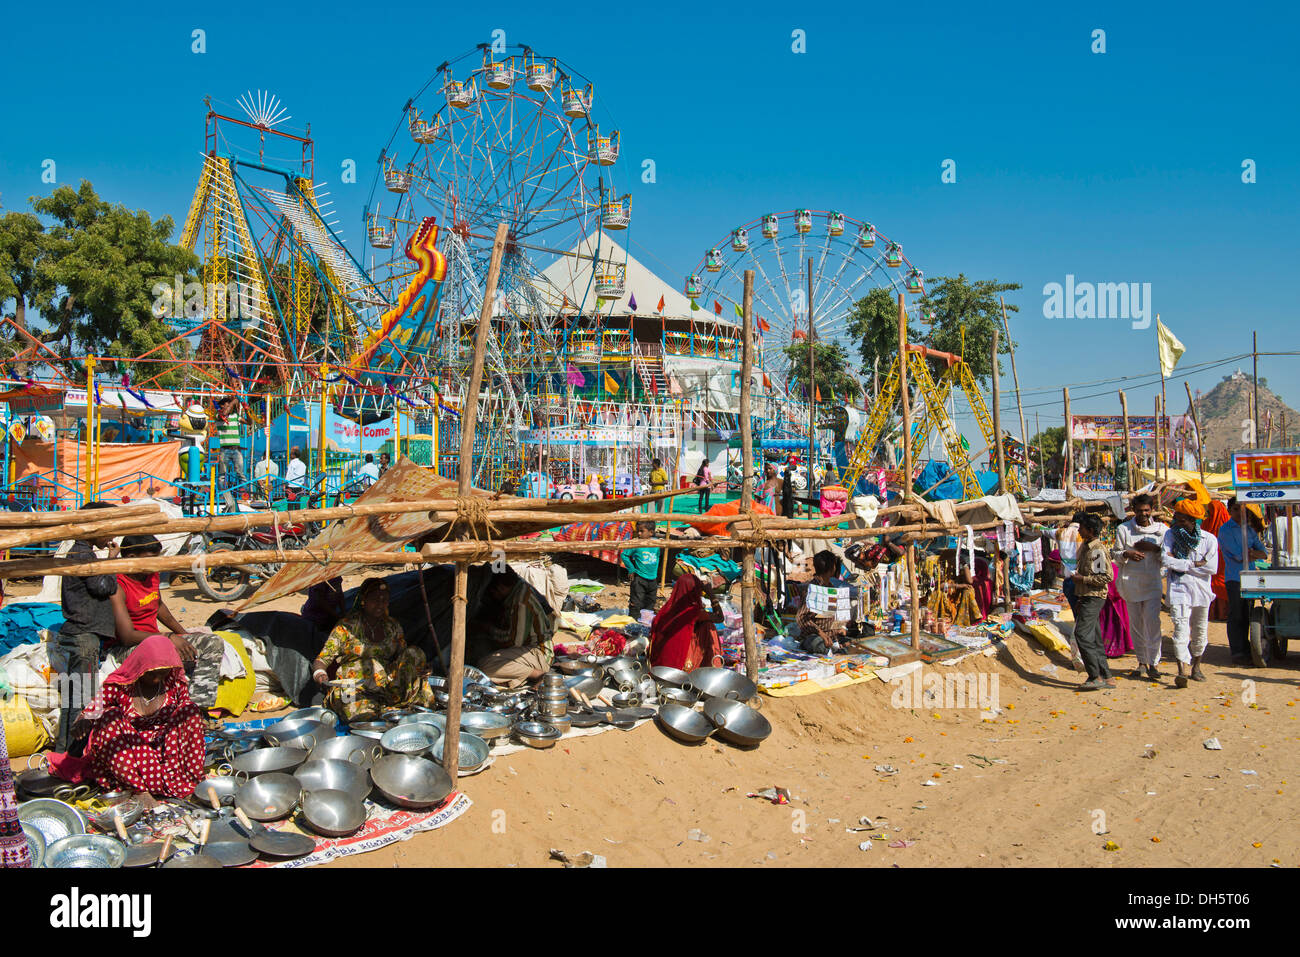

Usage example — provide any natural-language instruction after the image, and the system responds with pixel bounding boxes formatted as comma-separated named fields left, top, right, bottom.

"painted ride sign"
left=1232, top=449, right=1300, bottom=489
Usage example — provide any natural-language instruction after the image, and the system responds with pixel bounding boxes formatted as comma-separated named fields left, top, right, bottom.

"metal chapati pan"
left=233, top=808, right=315, bottom=859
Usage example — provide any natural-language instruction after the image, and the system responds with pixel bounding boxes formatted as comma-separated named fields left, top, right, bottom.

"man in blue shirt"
left=1217, top=497, right=1269, bottom=665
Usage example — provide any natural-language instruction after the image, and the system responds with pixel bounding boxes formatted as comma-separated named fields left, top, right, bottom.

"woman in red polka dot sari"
left=50, top=634, right=205, bottom=799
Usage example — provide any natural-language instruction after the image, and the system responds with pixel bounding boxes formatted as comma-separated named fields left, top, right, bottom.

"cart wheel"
left=1248, top=606, right=1269, bottom=668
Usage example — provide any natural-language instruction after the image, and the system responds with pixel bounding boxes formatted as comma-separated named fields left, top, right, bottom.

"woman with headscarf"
left=648, top=572, right=723, bottom=671
left=312, top=577, right=434, bottom=720
left=47, top=635, right=205, bottom=798
left=1200, top=498, right=1231, bottom=620
left=1162, top=499, right=1218, bottom=687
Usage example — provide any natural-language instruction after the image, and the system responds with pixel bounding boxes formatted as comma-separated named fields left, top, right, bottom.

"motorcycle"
left=193, top=491, right=335, bottom=602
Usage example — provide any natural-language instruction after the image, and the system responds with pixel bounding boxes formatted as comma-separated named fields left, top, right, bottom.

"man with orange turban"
left=1162, top=499, right=1218, bottom=687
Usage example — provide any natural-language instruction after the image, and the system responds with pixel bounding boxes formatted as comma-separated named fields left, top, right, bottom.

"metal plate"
left=199, top=840, right=258, bottom=867
left=163, top=852, right=223, bottom=869
left=614, top=707, right=656, bottom=722
left=250, top=828, right=316, bottom=859
left=569, top=712, right=604, bottom=728
left=124, top=842, right=176, bottom=868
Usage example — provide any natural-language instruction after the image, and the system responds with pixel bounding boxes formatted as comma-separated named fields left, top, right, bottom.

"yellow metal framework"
left=842, top=342, right=1021, bottom=498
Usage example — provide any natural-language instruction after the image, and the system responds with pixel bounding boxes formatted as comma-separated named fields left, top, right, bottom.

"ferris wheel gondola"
left=688, top=208, right=925, bottom=385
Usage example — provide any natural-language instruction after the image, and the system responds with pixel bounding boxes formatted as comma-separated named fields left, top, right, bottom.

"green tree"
left=917, top=274, right=1022, bottom=386
left=0, top=210, right=45, bottom=336
left=845, top=287, right=915, bottom=382
left=29, top=181, right=198, bottom=367
left=782, top=340, right=861, bottom=401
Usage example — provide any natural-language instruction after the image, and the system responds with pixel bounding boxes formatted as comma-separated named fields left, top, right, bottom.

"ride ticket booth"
left=1231, top=447, right=1300, bottom=662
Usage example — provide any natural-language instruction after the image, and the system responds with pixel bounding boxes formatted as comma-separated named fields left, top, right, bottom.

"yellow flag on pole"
left=1156, top=316, right=1185, bottom=378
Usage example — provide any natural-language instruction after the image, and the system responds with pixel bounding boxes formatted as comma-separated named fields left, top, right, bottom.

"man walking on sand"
left=1162, top=499, right=1218, bottom=688
left=1113, top=492, right=1168, bottom=680
left=1069, top=512, right=1116, bottom=690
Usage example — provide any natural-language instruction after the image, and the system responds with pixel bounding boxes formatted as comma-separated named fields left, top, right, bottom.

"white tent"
left=536, top=233, right=738, bottom=328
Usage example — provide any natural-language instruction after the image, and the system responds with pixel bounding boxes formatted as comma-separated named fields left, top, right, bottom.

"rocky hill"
left=1194, top=371, right=1298, bottom=470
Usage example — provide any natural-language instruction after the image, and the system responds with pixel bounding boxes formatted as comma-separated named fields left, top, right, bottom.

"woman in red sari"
left=649, top=573, right=723, bottom=671
left=49, top=635, right=205, bottom=798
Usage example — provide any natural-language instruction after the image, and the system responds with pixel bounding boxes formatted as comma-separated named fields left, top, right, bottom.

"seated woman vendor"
left=313, top=577, right=434, bottom=720
left=796, top=550, right=852, bottom=654
left=49, top=634, right=205, bottom=798
left=649, top=572, right=724, bottom=671
left=111, top=534, right=227, bottom=710
left=472, top=568, right=557, bottom=688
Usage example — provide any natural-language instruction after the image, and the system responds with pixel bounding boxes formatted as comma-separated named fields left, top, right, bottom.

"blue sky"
left=2, top=0, right=1297, bottom=438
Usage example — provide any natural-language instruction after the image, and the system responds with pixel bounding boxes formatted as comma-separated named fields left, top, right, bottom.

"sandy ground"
left=9, top=568, right=1300, bottom=868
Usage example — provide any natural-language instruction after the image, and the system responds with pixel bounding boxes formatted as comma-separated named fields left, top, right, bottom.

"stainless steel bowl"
left=369, top=755, right=454, bottom=809
left=512, top=721, right=562, bottom=749
left=702, top=697, right=771, bottom=747
left=382, top=708, right=421, bottom=724
left=380, top=723, right=442, bottom=758
left=348, top=720, right=389, bottom=741
left=656, top=703, right=715, bottom=744
left=46, top=833, right=126, bottom=869
left=542, top=714, right=571, bottom=735
left=191, top=774, right=244, bottom=808
left=234, top=772, right=303, bottom=822
left=294, top=758, right=371, bottom=803
left=284, top=706, right=339, bottom=728
left=431, top=732, right=490, bottom=773
left=610, top=691, right=641, bottom=709
left=459, top=711, right=511, bottom=740
left=301, top=788, right=367, bottom=838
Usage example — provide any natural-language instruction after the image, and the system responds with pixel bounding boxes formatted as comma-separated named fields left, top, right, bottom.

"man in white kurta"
left=1112, top=492, right=1168, bottom=680
left=1161, top=501, right=1218, bottom=688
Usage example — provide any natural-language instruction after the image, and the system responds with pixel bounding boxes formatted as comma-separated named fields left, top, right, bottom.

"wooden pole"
left=897, top=294, right=921, bottom=650
left=1252, top=330, right=1260, bottom=449
left=1185, top=381, right=1205, bottom=483
left=998, top=298, right=1029, bottom=490
left=1159, top=371, right=1169, bottom=481
left=1063, top=387, right=1074, bottom=498
left=739, top=270, right=759, bottom=680
left=1119, top=390, right=1133, bottom=492
left=991, top=327, right=1006, bottom=496
left=1034, top=411, right=1044, bottom=488
left=806, top=257, right=815, bottom=492
left=444, top=221, right=508, bottom=777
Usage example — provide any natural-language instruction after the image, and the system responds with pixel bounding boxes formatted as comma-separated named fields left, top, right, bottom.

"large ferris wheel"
left=363, top=45, right=631, bottom=408
left=686, top=209, right=926, bottom=384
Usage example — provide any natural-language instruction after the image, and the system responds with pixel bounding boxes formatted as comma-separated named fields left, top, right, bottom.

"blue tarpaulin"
left=0, top=602, right=63, bottom=658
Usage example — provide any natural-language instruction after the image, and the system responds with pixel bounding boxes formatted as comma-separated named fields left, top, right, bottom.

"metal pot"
left=688, top=667, right=758, bottom=704
left=261, top=716, right=330, bottom=750
left=46, top=833, right=126, bottom=869
left=348, top=721, right=389, bottom=741
left=512, top=721, right=562, bottom=749
left=650, top=665, right=694, bottom=689
left=232, top=745, right=310, bottom=777
left=610, top=690, right=641, bottom=709
left=659, top=685, right=700, bottom=707
left=542, top=714, right=571, bottom=735
left=233, top=772, right=302, bottom=822
left=294, top=759, right=371, bottom=803
left=284, top=706, right=339, bottom=728
left=382, top=708, right=421, bottom=724
left=369, top=755, right=454, bottom=809
left=703, top=697, right=771, bottom=748
left=308, top=735, right=384, bottom=769
left=656, top=703, right=715, bottom=744
left=301, top=788, right=366, bottom=838
left=459, top=711, right=512, bottom=740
